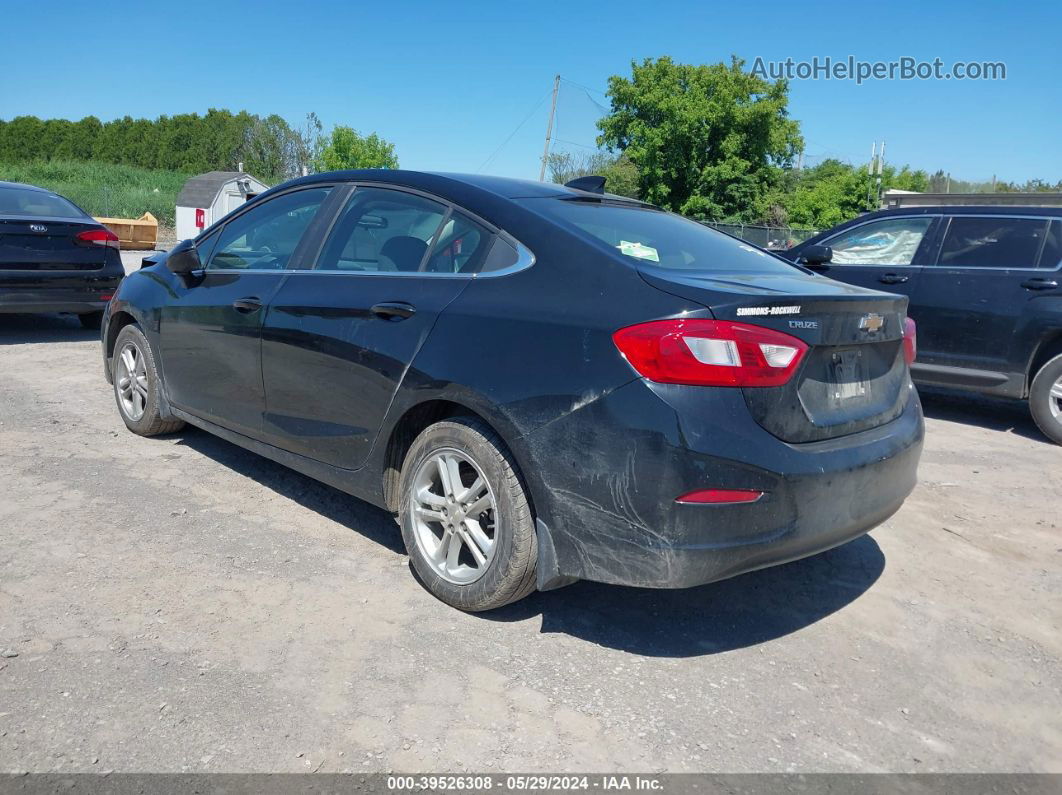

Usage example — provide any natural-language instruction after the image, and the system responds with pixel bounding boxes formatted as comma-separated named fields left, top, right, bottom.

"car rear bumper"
left=0, top=276, right=121, bottom=315
left=525, top=379, right=924, bottom=589
left=0, top=297, right=110, bottom=314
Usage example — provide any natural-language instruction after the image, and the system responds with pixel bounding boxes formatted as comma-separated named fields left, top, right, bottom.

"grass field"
left=0, top=159, right=187, bottom=226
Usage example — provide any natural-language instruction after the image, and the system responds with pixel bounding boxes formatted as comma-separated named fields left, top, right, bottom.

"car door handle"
left=1021, top=278, right=1059, bottom=290
left=879, top=273, right=909, bottom=285
left=371, top=302, right=416, bottom=321
left=232, top=297, right=263, bottom=313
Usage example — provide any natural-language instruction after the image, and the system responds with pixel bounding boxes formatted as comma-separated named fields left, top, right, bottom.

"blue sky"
left=1, top=0, right=1059, bottom=183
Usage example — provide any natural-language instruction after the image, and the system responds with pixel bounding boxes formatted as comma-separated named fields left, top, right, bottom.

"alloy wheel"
left=1050, top=375, right=1062, bottom=423
left=410, top=448, right=497, bottom=585
left=116, top=342, right=148, bottom=421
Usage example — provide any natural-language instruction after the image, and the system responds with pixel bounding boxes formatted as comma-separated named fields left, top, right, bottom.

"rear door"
left=910, top=214, right=1062, bottom=395
left=260, top=185, right=474, bottom=466
left=799, top=215, right=940, bottom=300
left=160, top=186, right=333, bottom=438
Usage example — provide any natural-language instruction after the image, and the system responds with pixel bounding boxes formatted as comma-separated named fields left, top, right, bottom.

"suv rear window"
left=0, top=186, right=85, bottom=218
left=528, top=200, right=797, bottom=274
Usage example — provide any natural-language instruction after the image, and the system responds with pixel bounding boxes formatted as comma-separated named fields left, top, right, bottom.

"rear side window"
left=317, top=188, right=447, bottom=272
left=207, top=188, right=330, bottom=271
left=422, top=212, right=492, bottom=274
left=529, top=200, right=796, bottom=273
left=0, top=186, right=85, bottom=219
left=825, top=217, right=933, bottom=265
left=937, top=217, right=1049, bottom=268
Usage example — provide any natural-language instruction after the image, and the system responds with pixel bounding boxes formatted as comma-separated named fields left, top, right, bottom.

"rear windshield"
left=0, top=186, right=85, bottom=218
left=529, top=199, right=797, bottom=274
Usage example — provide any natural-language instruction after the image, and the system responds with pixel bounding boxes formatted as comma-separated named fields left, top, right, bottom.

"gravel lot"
left=0, top=260, right=1059, bottom=773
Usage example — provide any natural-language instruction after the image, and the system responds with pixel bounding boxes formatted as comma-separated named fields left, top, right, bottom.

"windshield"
left=0, top=186, right=86, bottom=218
left=528, top=199, right=797, bottom=274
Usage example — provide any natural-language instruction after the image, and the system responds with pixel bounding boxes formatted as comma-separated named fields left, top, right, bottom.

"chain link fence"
left=700, top=222, right=820, bottom=251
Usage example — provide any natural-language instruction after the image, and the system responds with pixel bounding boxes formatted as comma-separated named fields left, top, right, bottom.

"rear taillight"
left=612, top=319, right=808, bottom=387
left=75, top=228, right=121, bottom=251
left=902, top=317, right=917, bottom=365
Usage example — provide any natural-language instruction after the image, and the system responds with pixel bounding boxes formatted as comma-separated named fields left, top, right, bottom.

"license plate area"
left=830, top=348, right=867, bottom=405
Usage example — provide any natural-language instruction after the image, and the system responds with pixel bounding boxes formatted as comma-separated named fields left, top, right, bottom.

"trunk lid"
left=640, top=268, right=911, bottom=443
left=0, top=217, right=106, bottom=271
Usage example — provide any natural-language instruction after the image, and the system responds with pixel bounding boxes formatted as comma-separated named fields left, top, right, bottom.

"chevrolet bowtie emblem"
left=859, top=313, right=885, bottom=333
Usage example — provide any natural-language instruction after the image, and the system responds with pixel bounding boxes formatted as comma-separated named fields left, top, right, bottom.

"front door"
left=260, top=186, right=497, bottom=468
left=160, top=186, right=332, bottom=437
left=910, top=215, right=1062, bottom=395
left=803, top=215, right=940, bottom=302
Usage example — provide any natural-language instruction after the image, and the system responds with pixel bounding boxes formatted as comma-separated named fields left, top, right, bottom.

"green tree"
left=316, top=126, right=398, bottom=171
left=597, top=55, right=802, bottom=220
left=783, top=159, right=929, bottom=229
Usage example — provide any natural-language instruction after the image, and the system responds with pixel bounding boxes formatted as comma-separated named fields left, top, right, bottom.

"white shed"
left=175, top=170, right=269, bottom=240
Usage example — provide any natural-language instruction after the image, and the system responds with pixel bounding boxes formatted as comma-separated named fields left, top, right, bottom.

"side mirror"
left=801, top=244, right=833, bottom=266
left=166, top=239, right=202, bottom=274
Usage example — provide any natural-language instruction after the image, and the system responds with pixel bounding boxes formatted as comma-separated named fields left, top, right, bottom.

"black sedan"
left=101, top=170, right=924, bottom=610
left=0, top=181, right=124, bottom=329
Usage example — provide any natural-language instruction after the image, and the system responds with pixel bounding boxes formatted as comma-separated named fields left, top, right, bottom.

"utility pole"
left=538, top=74, right=561, bottom=181
left=876, top=140, right=885, bottom=208
left=866, top=142, right=877, bottom=210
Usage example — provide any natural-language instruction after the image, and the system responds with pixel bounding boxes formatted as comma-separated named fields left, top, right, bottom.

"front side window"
left=937, top=216, right=1049, bottom=268
left=206, top=188, right=330, bottom=271
left=826, top=217, right=933, bottom=265
left=316, top=188, right=448, bottom=272
left=527, top=199, right=798, bottom=274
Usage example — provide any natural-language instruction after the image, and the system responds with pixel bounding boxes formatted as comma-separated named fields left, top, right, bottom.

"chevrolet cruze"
left=101, top=170, right=924, bottom=611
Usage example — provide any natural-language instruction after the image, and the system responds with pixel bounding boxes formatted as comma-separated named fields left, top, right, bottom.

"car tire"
left=1030, top=353, right=1062, bottom=445
left=398, top=417, right=537, bottom=611
left=79, top=311, right=103, bottom=330
left=112, top=324, right=185, bottom=437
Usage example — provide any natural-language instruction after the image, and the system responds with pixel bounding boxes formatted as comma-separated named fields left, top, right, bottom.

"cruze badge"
left=860, top=313, right=885, bottom=333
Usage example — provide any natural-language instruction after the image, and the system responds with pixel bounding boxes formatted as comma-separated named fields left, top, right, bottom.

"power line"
left=477, top=88, right=554, bottom=173
left=553, top=137, right=599, bottom=151
left=560, top=77, right=609, bottom=98
left=560, top=79, right=611, bottom=115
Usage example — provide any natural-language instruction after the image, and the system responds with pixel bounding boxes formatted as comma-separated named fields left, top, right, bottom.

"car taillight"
left=612, top=318, right=808, bottom=387
left=75, top=228, right=121, bottom=251
left=903, top=317, right=917, bottom=365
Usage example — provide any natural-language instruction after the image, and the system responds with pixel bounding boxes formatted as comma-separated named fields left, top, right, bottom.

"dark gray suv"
left=784, top=207, right=1062, bottom=443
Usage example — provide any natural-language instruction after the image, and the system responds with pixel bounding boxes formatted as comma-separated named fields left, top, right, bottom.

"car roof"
left=280, top=169, right=646, bottom=205
left=0, top=180, right=52, bottom=194
left=859, top=205, right=1062, bottom=218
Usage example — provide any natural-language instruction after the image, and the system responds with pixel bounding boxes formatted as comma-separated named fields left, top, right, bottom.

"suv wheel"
left=1030, top=352, right=1062, bottom=445
left=112, top=324, right=186, bottom=437
left=398, top=417, right=537, bottom=611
